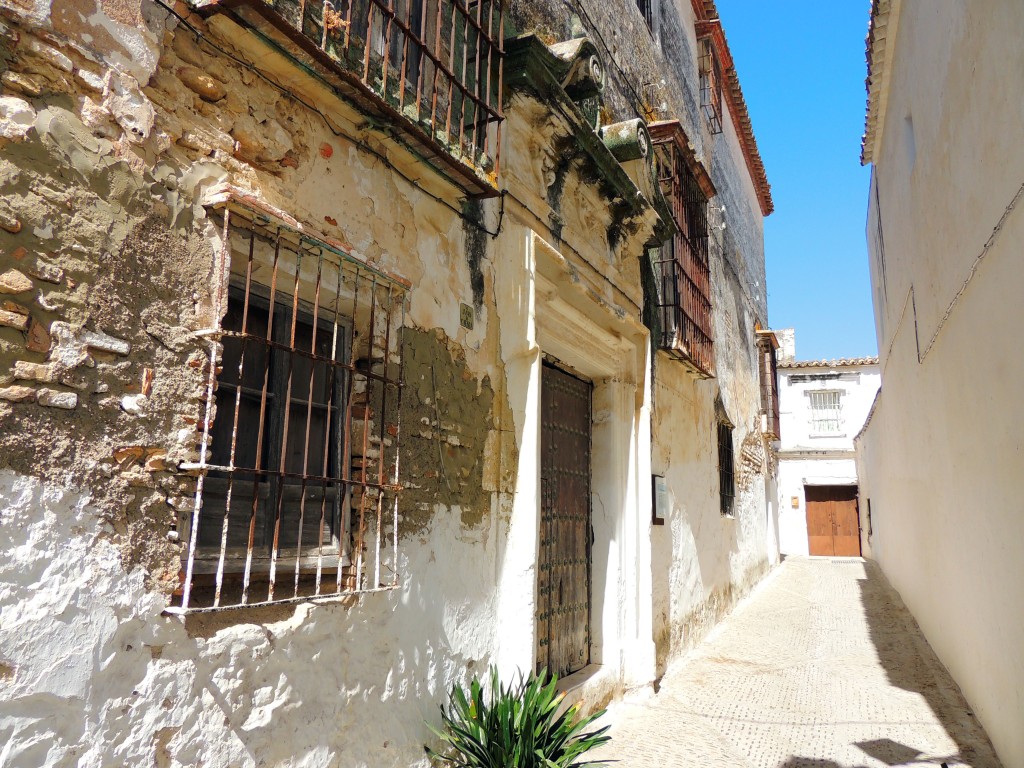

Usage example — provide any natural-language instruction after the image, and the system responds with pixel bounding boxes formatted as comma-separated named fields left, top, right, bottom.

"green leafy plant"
left=426, top=665, right=612, bottom=768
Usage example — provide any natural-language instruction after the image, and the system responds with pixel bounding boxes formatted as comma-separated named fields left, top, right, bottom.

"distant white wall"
left=777, top=458, right=857, bottom=556
left=776, top=363, right=879, bottom=555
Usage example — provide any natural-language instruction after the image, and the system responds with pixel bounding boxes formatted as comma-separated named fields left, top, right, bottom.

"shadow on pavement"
left=856, top=561, right=1001, bottom=768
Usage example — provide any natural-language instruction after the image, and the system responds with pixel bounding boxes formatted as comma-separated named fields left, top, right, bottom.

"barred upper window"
left=698, top=36, right=723, bottom=135
left=718, top=422, right=734, bottom=516
left=649, top=121, right=715, bottom=377
left=809, top=390, right=843, bottom=435
left=756, top=331, right=780, bottom=439
left=173, top=194, right=409, bottom=613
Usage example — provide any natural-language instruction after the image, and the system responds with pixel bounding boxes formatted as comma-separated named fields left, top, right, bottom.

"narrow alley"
left=593, top=558, right=1002, bottom=768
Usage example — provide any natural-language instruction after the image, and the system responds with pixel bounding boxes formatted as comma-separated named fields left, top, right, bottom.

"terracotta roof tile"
left=861, top=0, right=894, bottom=165
left=691, top=0, right=773, bottom=215
left=779, top=356, right=879, bottom=369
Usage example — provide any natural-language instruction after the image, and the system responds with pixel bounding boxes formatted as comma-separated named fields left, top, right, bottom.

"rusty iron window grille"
left=809, top=390, right=843, bottom=435
left=698, top=36, right=723, bottom=135
left=718, top=421, right=734, bottom=516
left=757, top=335, right=780, bottom=439
left=241, top=0, right=505, bottom=186
left=171, top=196, right=409, bottom=613
left=651, top=133, right=715, bottom=377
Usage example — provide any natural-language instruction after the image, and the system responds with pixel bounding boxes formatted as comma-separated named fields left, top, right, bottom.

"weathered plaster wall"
left=0, top=468, right=503, bottom=767
left=0, top=0, right=774, bottom=762
left=0, top=1, right=514, bottom=764
left=507, top=0, right=775, bottom=681
left=858, top=2, right=1024, bottom=765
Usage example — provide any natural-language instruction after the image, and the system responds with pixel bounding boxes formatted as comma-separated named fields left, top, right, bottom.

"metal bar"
left=380, top=0, right=394, bottom=98
left=444, top=1, right=457, bottom=141
left=241, top=229, right=283, bottom=605
left=337, top=264, right=362, bottom=594
left=292, top=247, right=326, bottom=598
left=181, top=208, right=233, bottom=612
left=397, top=0, right=409, bottom=110
left=479, top=0, right=493, bottom=161
left=413, top=0, right=428, bottom=120
left=390, top=295, right=406, bottom=585
left=217, top=333, right=398, bottom=385
left=267, top=241, right=305, bottom=602
left=212, top=217, right=258, bottom=608
left=493, top=3, right=503, bottom=178
left=165, top=585, right=398, bottom=616
left=372, top=283, right=396, bottom=588
left=362, top=0, right=375, bottom=82
left=353, top=275, right=378, bottom=590
left=343, top=0, right=354, bottom=51
left=372, top=488, right=383, bottom=588
left=429, top=0, right=443, bottom=134
left=315, top=263, right=345, bottom=595
left=455, top=1, right=470, bottom=154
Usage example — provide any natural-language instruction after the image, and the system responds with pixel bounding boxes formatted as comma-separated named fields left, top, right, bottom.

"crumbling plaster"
left=0, top=1, right=516, bottom=764
left=0, top=469, right=503, bottom=767
left=0, top=0, right=775, bottom=762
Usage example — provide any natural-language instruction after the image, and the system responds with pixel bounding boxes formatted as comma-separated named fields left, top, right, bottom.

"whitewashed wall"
left=776, top=362, right=879, bottom=556
left=857, top=1, right=1024, bottom=765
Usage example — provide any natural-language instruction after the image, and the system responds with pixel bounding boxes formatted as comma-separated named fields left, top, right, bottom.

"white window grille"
left=809, top=390, right=842, bottom=435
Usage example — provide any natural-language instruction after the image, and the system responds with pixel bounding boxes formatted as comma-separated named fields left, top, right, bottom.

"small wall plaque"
left=653, top=475, right=669, bottom=525
left=460, top=302, right=474, bottom=330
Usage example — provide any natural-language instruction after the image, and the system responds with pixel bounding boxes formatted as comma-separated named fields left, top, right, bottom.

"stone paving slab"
left=592, top=558, right=1002, bottom=768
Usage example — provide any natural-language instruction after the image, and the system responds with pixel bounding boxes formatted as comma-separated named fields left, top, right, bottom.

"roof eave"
left=691, top=1, right=773, bottom=216
left=861, top=0, right=903, bottom=166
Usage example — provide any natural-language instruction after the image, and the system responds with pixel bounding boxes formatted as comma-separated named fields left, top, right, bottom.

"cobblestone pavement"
left=592, top=557, right=1002, bottom=768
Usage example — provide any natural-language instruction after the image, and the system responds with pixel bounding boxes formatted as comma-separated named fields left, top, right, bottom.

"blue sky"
left=715, top=1, right=878, bottom=360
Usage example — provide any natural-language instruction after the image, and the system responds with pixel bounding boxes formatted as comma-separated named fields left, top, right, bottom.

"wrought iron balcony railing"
left=193, top=0, right=504, bottom=196
left=649, top=121, right=715, bottom=377
left=757, top=331, right=781, bottom=439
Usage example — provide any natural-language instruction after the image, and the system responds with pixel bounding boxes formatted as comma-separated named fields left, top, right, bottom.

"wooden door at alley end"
left=805, top=485, right=862, bottom=557
left=537, top=362, right=592, bottom=678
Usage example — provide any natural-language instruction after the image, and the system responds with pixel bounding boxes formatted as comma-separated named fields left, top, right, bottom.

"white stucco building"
left=774, top=333, right=879, bottom=558
left=857, top=1, right=1024, bottom=765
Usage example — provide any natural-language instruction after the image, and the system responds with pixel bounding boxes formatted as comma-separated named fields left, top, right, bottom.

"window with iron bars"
left=756, top=333, right=780, bottom=439
left=718, top=422, right=735, bottom=516
left=650, top=126, right=714, bottom=377
left=635, top=0, right=654, bottom=30
left=809, top=390, right=843, bottom=435
left=225, top=0, right=504, bottom=191
left=172, top=198, right=409, bottom=613
left=698, top=36, right=723, bottom=135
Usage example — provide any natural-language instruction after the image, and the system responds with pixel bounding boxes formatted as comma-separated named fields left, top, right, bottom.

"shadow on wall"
left=179, top=561, right=482, bottom=767
left=854, top=563, right=1003, bottom=768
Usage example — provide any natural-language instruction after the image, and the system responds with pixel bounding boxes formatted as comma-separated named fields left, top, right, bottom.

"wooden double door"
left=536, top=363, right=592, bottom=677
left=805, top=485, right=862, bottom=556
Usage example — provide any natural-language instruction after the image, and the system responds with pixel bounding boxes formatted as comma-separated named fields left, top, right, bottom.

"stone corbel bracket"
left=503, top=35, right=671, bottom=251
